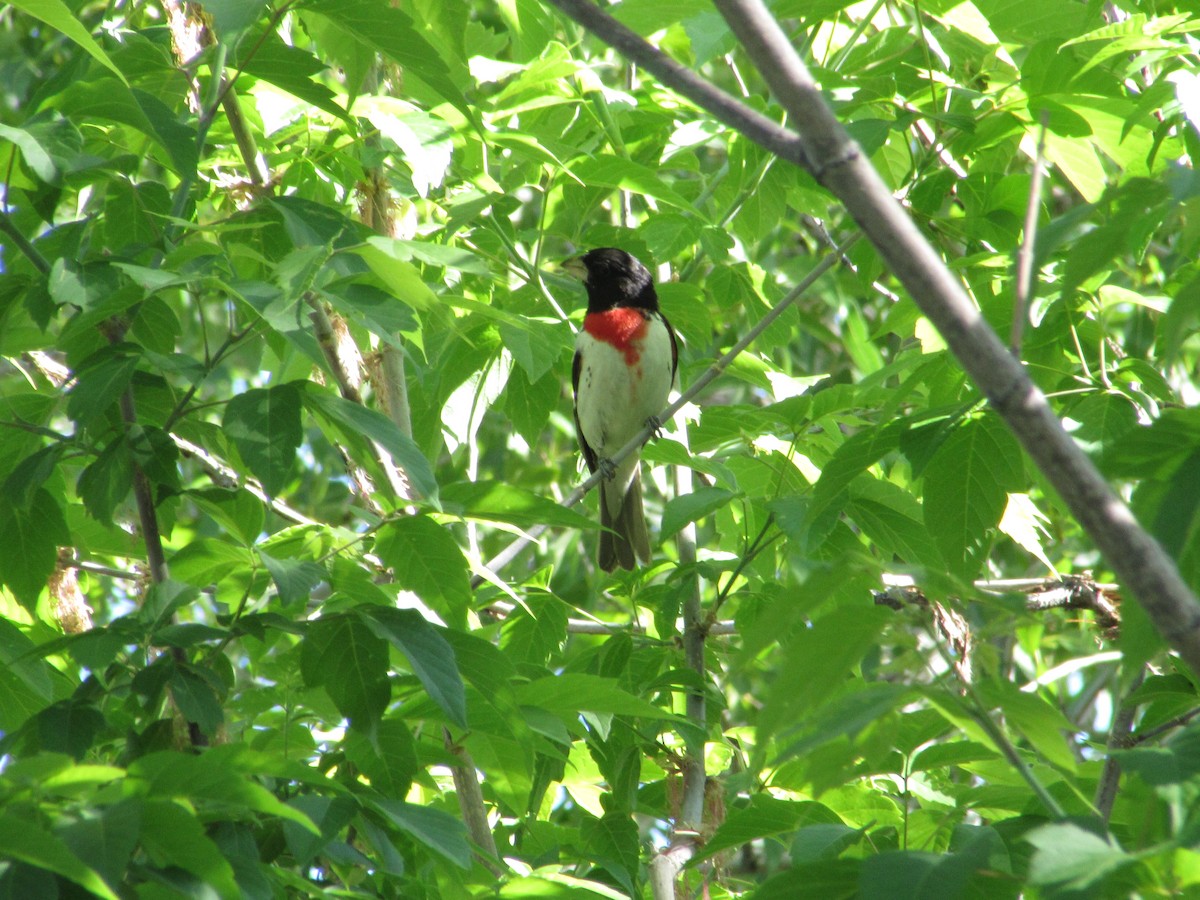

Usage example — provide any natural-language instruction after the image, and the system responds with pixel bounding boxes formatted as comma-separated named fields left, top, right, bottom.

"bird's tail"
left=599, top=472, right=651, bottom=571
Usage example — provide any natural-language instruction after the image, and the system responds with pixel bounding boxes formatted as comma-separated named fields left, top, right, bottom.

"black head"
left=565, top=248, right=658, bottom=314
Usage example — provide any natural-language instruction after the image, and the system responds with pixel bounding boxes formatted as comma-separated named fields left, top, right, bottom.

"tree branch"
left=1012, top=114, right=1048, bottom=354
left=650, top=432, right=712, bottom=897
left=1095, top=669, right=1143, bottom=822
left=546, top=0, right=807, bottom=168
left=444, top=729, right=504, bottom=877
left=0, top=210, right=51, bottom=274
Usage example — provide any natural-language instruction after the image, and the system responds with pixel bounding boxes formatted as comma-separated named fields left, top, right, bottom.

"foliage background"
left=2, top=0, right=1200, bottom=897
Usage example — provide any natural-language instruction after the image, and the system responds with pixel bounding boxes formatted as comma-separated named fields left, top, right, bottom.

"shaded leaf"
left=441, top=480, right=596, bottom=529
left=304, top=388, right=439, bottom=502
left=300, top=614, right=391, bottom=732
left=0, top=487, right=70, bottom=611
left=0, top=812, right=119, bottom=900
left=223, top=383, right=304, bottom=497
left=373, top=517, right=470, bottom=628
left=359, top=606, right=468, bottom=728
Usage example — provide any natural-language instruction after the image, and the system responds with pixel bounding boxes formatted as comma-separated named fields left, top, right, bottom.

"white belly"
left=575, top=316, right=674, bottom=459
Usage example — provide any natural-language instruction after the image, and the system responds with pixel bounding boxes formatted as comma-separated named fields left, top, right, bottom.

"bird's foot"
left=645, top=415, right=664, bottom=439
left=597, top=457, right=618, bottom=480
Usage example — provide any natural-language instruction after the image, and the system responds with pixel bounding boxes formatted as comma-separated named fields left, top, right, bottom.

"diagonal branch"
left=548, top=0, right=807, bottom=168
left=545, top=0, right=1200, bottom=677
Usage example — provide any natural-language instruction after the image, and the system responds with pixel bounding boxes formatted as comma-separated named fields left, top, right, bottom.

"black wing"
left=572, top=347, right=598, bottom=473
left=663, top=312, right=680, bottom=390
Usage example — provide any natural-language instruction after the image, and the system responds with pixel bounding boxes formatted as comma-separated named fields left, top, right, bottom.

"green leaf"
left=303, top=388, right=439, bottom=502
left=847, top=478, right=941, bottom=569
left=1026, top=822, right=1131, bottom=890
left=0, top=113, right=83, bottom=184
left=810, top=421, right=904, bottom=534
left=758, top=605, right=892, bottom=747
left=282, top=795, right=358, bottom=866
left=201, top=0, right=269, bottom=37
left=168, top=665, right=224, bottom=738
left=190, top=488, right=265, bottom=546
left=503, top=365, right=560, bottom=447
left=66, top=346, right=141, bottom=426
left=0, top=618, right=54, bottom=729
left=637, top=212, right=701, bottom=260
left=858, top=851, right=955, bottom=900
left=303, top=0, right=471, bottom=117
left=257, top=548, right=327, bottom=606
left=571, top=155, right=695, bottom=212
left=791, top=824, right=865, bottom=864
left=751, top=859, right=861, bottom=900
left=368, top=105, right=455, bottom=197
left=923, top=414, right=1023, bottom=581
left=369, top=798, right=472, bottom=868
left=660, top=486, right=737, bottom=539
left=580, top=812, right=638, bottom=895
left=0, top=487, right=70, bottom=611
left=514, top=673, right=677, bottom=720
left=1116, top=722, right=1200, bottom=786
left=3, top=444, right=64, bottom=507
left=344, top=718, right=419, bottom=798
left=58, top=79, right=197, bottom=174
left=236, top=35, right=350, bottom=123
left=138, top=799, right=241, bottom=897
left=359, top=606, right=468, bottom=728
left=300, top=614, right=391, bottom=732
left=441, top=480, right=597, bottom=529
left=169, top=540, right=254, bottom=591
left=56, top=799, right=141, bottom=888
left=101, top=176, right=170, bottom=248
left=223, top=383, right=304, bottom=497
left=499, top=316, right=565, bottom=382
left=7, top=0, right=127, bottom=83
left=0, top=811, right=120, bottom=900
left=372, top=516, right=470, bottom=627
left=976, top=678, right=1077, bottom=772
left=128, top=750, right=319, bottom=832
left=350, top=241, right=440, bottom=311
left=698, top=796, right=830, bottom=861
left=77, top=436, right=133, bottom=522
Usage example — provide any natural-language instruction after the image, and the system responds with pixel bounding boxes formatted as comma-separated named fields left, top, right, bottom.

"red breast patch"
left=584, top=308, right=648, bottom=365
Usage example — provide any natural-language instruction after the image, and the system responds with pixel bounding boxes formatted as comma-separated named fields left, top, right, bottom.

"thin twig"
left=1012, top=113, right=1048, bottom=355
left=0, top=210, right=52, bottom=274
left=1132, top=706, right=1200, bottom=745
left=172, top=435, right=316, bottom=526
left=479, top=599, right=736, bottom=635
left=1095, top=668, right=1144, bottom=822
left=919, top=613, right=1067, bottom=819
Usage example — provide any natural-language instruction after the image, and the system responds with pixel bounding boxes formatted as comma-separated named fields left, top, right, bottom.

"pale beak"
left=561, top=256, right=588, bottom=281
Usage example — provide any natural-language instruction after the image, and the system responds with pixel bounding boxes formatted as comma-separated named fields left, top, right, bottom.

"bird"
left=566, top=248, right=678, bottom=571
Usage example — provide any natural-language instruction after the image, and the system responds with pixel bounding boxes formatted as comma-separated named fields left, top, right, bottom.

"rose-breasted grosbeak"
left=566, top=248, right=678, bottom=571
